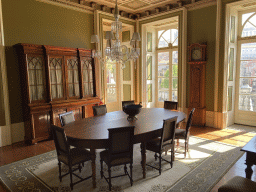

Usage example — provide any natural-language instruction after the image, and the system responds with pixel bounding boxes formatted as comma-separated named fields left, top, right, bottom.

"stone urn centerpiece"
left=123, top=104, right=142, bottom=121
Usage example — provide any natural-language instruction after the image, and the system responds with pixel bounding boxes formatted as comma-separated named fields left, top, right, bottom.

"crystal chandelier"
left=91, top=0, right=141, bottom=69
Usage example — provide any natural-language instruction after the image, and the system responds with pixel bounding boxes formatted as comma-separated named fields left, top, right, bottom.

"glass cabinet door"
left=81, top=57, right=94, bottom=97
left=66, top=57, right=80, bottom=98
left=27, top=55, right=46, bottom=102
left=49, top=56, right=65, bottom=100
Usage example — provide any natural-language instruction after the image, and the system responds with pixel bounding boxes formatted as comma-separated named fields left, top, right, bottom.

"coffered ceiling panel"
left=84, top=0, right=180, bottom=13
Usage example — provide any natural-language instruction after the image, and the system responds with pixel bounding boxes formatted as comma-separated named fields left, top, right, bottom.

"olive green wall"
left=187, top=5, right=217, bottom=111
left=1, top=0, right=94, bottom=124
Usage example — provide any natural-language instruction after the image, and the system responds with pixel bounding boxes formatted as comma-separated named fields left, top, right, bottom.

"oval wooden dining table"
left=64, top=108, right=186, bottom=188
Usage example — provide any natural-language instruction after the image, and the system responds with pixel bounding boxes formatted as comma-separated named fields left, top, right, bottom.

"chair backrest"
left=164, top=101, right=178, bottom=110
left=51, top=125, right=70, bottom=156
left=122, top=100, right=135, bottom=111
left=160, top=117, right=177, bottom=151
left=93, top=105, right=107, bottom=116
left=185, top=108, right=195, bottom=136
left=107, top=126, right=135, bottom=162
left=59, top=111, right=75, bottom=127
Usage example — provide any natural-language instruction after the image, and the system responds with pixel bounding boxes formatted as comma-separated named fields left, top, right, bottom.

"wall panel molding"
left=206, top=110, right=227, bottom=129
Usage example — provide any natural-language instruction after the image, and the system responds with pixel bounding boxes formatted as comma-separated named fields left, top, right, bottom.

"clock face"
left=192, top=48, right=202, bottom=60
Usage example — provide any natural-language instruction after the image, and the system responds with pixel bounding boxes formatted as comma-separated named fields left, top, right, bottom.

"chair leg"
left=184, top=139, right=188, bottom=158
left=171, top=145, right=174, bottom=168
left=69, top=165, right=73, bottom=190
left=108, top=166, right=112, bottom=191
left=78, top=164, right=82, bottom=173
left=159, top=153, right=162, bottom=175
left=154, top=153, right=158, bottom=161
left=130, top=163, right=133, bottom=186
left=124, top=164, right=127, bottom=174
left=58, top=161, right=62, bottom=182
left=100, top=159, right=103, bottom=179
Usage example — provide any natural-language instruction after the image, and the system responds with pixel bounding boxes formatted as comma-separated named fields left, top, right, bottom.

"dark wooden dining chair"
left=122, top=100, right=135, bottom=111
left=92, top=104, right=107, bottom=116
left=175, top=108, right=195, bottom=158
left=51, top=125, right=92, bottom=190
left=164, top=101, right=178, bottom=110
left=59, top=111, right=75, bottom=127
left=100, top=126, right=135, bottom=191
left=143, top=116, right=177, bottom=175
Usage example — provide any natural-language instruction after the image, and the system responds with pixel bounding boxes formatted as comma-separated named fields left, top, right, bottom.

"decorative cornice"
left=36, top=0, right=94, bottom=14
left=37, top=0, right=217, bottom=20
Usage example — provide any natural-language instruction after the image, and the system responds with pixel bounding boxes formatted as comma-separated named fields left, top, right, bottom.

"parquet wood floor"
left=0, top=125, right=255, bottom=192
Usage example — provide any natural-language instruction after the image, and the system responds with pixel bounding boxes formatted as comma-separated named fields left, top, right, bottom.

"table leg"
left=245, top=164, right=253, bottom=179
left=140, top=142, right=146, bottom=178
left=245, top=152, right=254, bottom=180
left=90, top=148, right=96, bottom=188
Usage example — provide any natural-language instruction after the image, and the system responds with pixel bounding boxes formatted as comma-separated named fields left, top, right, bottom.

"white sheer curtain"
left=28, top=57, right=45, bottom=101
left=67, top=59, right=80, bottom=97
left=50, top=58, right=63, bottom=99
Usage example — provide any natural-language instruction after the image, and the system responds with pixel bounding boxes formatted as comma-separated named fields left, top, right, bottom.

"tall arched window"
left=157, top=26, right=179, bottom=103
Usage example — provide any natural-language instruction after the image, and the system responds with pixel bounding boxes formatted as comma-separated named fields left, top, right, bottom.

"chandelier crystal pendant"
left=91, top=0, right=141, bottom=69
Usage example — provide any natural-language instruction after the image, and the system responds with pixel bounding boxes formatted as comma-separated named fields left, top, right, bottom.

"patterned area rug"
left=0, top=137, right=244, bottom=192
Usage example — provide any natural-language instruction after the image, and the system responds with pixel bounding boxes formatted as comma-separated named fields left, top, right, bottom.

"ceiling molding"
left=36, top=0, right=94, bottom=14
left=37, top=0, right=217, bottom=20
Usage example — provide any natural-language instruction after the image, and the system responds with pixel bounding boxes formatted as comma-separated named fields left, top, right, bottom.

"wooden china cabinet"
left=188, top=43, right=207, bottom=126
left=15, top=43, right=100, bottom=144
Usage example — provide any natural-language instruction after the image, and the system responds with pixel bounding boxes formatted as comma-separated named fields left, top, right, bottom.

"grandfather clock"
left=188, top=43, right=207, bottom=126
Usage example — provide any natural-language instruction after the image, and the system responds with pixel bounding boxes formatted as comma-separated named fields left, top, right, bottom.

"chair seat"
left=218, top=176, right=256, bottom=192
left=175, top=129, right=186, bottom=138
left=145, top=137, right=174, bottom=153
left=58, top=148, right=91, bottom=165
left=145, top=138, right=161, bottom=153
left=100, top=150, right=132, bottom=166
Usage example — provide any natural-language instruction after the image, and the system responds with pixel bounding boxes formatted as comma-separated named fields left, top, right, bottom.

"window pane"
left=158, top=30, right=164, bottom=38
left=239, top=77, right=256, bottom=111
left=172, top=90, right=178, bottom=101
left=172, top=51, right=178, bottom=64
left=228, top=48, right=234, bottom=81
left=106, top=62, right=117, bottom=103
left=172, top=64, right=178, bottom=77
left=147, top=32, right=152, bottom=52
left=240, top=61, right=256, bottom=77
left=147, top=56, right=152, bottom=80
left=158, top=77, right=169, bottom=89
left=230, top=16, right=235, bottom=43
left=147, top=84, right=152, bottom=102
left=162, top=30, right=170, bottom=42
left=158, top=37, right=168, bottom=48
left=158, top=91, right=169, bottom=102
left=158, top=52, right=169, bottom=65
left=241, top=43, right=256, bottom=60
left=242, top=12, right=254, bottom=25
left=171, top=29, right=178, bottom=46
left=158, top=65, right=169, bottom=78
left=228, top=86, right=233, bottom=111
left=158, top=52, right=169, bottom=101
left=242, top=13, right=256, bottom=37
left=172, top=78, right=178, bottom=89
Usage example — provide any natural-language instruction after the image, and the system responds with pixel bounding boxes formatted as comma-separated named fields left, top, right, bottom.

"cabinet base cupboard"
left=15, top=44, right=100, bottom=144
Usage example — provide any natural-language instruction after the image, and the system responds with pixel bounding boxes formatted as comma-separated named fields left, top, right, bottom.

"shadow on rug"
left=0, top=137, right=244, bottom=192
